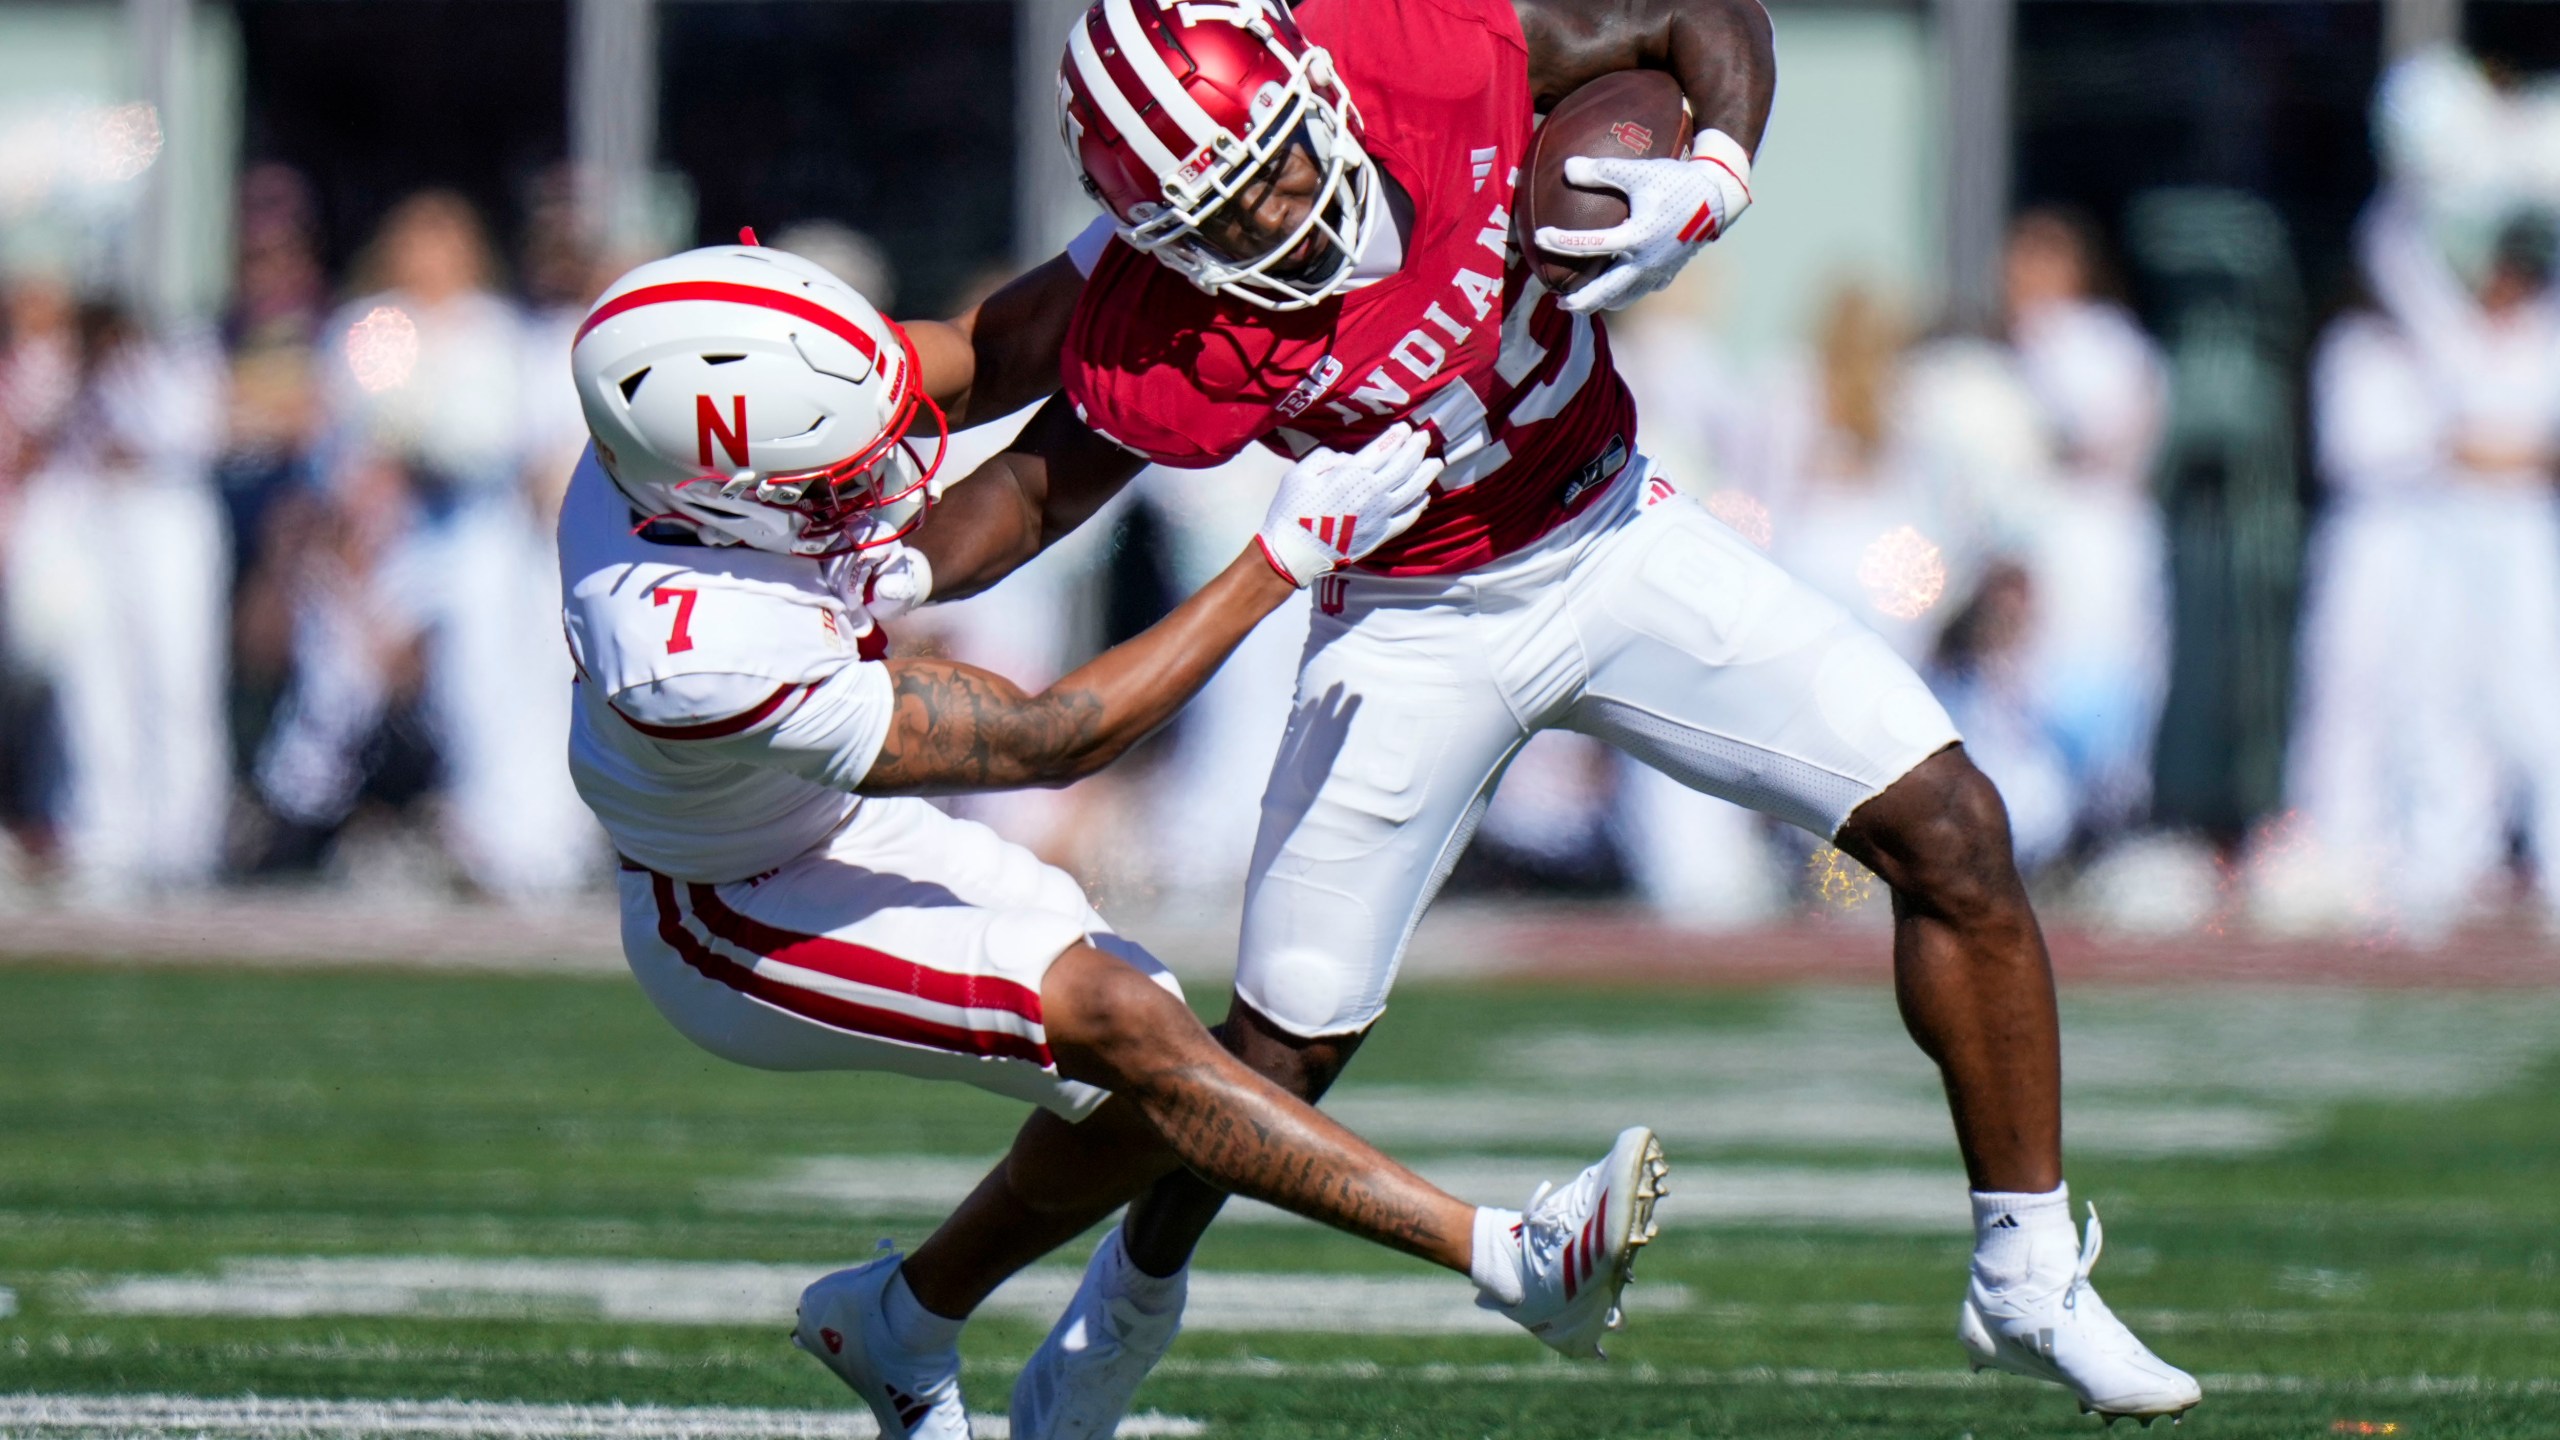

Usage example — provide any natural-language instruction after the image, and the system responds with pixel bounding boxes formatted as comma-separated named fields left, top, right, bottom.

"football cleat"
left=1958, top=1206, right=2201, bottom=1423
left=791, top=1254, right=970, bottom=1440
left=1009, top=1227, right=1185, bottom=1440
left=1482, top=1125, right=1668, bottom=1358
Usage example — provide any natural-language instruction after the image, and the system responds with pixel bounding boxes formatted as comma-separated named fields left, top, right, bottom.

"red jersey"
left=1059, top=0, right=1640, bottom=576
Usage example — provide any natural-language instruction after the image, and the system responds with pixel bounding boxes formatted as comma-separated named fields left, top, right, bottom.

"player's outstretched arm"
left=858, top=551, right=1288, bottom=795
left=858, top=424, right=1443, bottom=795
left=889, top=394, right=1149, bottom=608
left=897, top=253, right=1087, bottom=428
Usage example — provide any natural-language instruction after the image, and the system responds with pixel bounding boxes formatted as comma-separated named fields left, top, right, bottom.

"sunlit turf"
left=1, top=962, right=2555, bottom=1437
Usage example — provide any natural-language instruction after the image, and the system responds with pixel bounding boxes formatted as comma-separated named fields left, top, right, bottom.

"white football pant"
left=1236, top=463, right=1961, bottom=1037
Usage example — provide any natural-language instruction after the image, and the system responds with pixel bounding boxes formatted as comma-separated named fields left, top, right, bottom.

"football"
left=1513, top=69, right=1695, bottom=295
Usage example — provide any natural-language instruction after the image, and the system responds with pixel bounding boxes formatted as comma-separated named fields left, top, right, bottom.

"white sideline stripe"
left=0, top=1284, right=16, bottom=1317
left=1148, top=1357, right=2560, bottom=1398
left=726, top=1157, right=1971, bottom=1232
left=1317, top=1090, right=2296, bottom=1157
left=0, top=1394, right=1202, bottom=1439
left=77, top=1257, right=1690, bottom=1335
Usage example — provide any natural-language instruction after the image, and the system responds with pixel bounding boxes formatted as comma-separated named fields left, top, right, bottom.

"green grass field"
left=1, top=961, right=2555, bottom=1437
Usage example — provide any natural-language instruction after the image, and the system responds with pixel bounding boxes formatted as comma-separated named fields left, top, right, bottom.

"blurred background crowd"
left=2, top=0, right=2558, bottom=951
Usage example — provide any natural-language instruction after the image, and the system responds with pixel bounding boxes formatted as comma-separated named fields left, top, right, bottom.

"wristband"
left=1685, top=128, right=1755, bottom=239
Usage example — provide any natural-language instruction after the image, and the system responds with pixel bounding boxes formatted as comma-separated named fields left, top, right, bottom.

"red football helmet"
left=1058, top=0, right=1374, bottom=311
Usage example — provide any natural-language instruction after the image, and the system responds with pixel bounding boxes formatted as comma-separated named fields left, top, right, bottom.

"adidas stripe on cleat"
left=1483, top=1125, right=1668, bottom=1359
left=790, top=1255, right=970, bottom=1440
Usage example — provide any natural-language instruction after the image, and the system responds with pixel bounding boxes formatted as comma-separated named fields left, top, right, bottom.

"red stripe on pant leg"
left=651, top=875, right=1053, bottom=1066
left=685, top=882, right=1047, bottom=1023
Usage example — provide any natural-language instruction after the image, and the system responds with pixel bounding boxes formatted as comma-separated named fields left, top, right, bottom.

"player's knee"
left=1213, top=1000, right=1364, bottom=1103
left=1235, top=940, right=1385, bottom=1042
left=1853, top=751, right=2024, bottom=923
left=1044, top=943, right=1208, bottom=1070
left=1907, top=766, right=2023, bottom=920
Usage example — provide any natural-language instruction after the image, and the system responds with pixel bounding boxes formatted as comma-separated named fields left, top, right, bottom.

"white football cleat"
left=1009, top=1227, right=1185, bottom=1440
left=791, top=1255, right=970, bottom=1440
left=1958, top=1207, right=2202, bottom=1425
left=1483, top=1125, right=1668, bottom=1358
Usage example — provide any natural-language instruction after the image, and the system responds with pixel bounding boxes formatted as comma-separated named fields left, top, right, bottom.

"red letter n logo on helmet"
left=697, top=394, right=749, bottom=469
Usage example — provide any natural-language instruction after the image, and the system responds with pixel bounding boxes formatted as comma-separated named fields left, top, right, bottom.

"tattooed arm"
left=858, top=547, right=1293, bottom=795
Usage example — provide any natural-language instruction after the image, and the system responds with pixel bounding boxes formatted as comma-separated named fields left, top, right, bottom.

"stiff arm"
left=860, top=417, right=1443, bottom=792
left=859, top=545, right=1288, bottom=795
left=898, top=253, right=1089, bottom=430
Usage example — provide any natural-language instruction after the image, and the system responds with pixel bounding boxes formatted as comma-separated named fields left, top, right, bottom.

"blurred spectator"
left=2001, top=209, right=2172, bottom=836
left=2283, top=295, right=2467, bottom=935
left=518, top=164, right=616, bottom=518
left=256, top=190, right=597, bottom=901
left=1751, top=278, right=2082, bottom=869
left=1928, top=560, right=2076, bottom=874
left=772, top=221, right=897, bottom=315
left=219, top=165, right=331, bottom=779
left=2302, top=195, right=2560, bottom=937
left=0, top=265, right=83, bottom=873
left=3, top=297, right=228, bottom=900
left=1761, top=283, right=1979, bottom=663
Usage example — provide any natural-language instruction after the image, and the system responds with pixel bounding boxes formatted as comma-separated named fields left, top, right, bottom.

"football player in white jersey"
left=561, top=239, right=1669, bottom=1440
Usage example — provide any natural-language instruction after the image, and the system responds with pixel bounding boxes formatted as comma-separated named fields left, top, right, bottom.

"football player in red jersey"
left=863, top=0, right=2201, bottom=1429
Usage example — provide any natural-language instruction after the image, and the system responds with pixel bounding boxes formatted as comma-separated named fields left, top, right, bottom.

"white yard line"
left=70, top=1253, right=2553, bottom=1343
left=726, top=1157, right=1972, bottom=1232
left=0, top=1394, right=1200, bottom=1439
left=75, top=1256, right=1690, bottom=1336
left=1147, top=1356, right=2560, bottom=1398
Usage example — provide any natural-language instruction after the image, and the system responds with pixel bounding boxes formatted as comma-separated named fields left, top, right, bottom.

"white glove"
left=827, top=542, right=934, bottom=621
left=1255, top=422, right=1446, bottom=586
left=1533, top=129, right=1753, bottom=315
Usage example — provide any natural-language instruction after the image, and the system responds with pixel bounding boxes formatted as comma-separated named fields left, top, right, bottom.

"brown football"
left=1513, top=70, right=1694, bottom=295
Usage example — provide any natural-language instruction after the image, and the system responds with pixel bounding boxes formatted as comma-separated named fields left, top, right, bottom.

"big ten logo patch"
left=1642, top=471, right=1678, bottom=508
left=1278, top=355, right=1345, bottom=420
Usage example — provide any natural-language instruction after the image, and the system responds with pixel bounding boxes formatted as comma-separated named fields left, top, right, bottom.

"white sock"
left=882, top=1268, right=966, bottom=1354
left=1969, top=1184, right=2076, bottom=1310
left=1469, top=1206, right=1526, bottom=1307
left=1100, top=1226, right=1186, bottom=1316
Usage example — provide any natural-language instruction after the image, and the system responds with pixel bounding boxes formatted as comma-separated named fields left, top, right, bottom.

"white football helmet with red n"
left=1058, top=0, right=1374, bottom=311
left=571, top=239, right=945, bottom=556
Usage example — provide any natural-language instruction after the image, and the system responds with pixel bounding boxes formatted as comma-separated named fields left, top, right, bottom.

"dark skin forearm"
left=1513, top=0, right=1774, bottom=151
left=858, top=546, right=1293, bottom=795
left=905, top=393, right=1145, bottom=602
left=901, top=254, right=1086, bottom=429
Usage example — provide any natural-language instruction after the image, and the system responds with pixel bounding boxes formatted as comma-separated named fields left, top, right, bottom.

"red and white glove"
left=827, top=542, right=934, bottom=622
left=1533, top=129, right=1754, bottom=315
left=1255, top=422, right=1446, bottom=586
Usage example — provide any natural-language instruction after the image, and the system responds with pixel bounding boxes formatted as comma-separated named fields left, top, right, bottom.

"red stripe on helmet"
left=1087, top=1, right=1208, bottom=174
left=576, top=281, right=882, bottom=366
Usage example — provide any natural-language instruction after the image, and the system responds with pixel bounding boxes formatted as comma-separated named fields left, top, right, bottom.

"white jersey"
left=559, top=447, right=897, bottom=881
